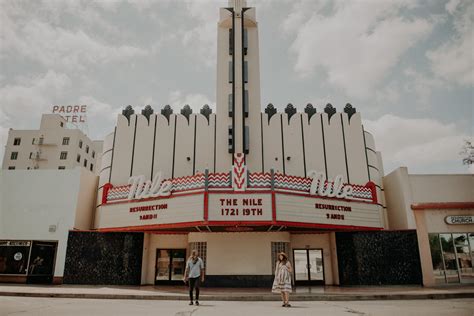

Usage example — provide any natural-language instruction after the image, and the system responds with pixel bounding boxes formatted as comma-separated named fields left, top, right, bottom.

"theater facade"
left=82, top=0, right=393, bottom=287
left=4, top=0, right=471, bottom=287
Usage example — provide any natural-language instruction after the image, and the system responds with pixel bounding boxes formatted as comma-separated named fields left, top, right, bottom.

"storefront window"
left=453, top=233, right=473, bottom=282
left=429, top=234, right=445, bottom=284
left=0, top=240, right=31, bottom=275
left=439, top=233, right=460, bottom=283
left=429, top=233, right=474, bottom=284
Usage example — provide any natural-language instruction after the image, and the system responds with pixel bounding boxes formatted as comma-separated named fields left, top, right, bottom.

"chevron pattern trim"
left=105, top=171, right=374, bottom=203
left=274, top=173, right=312, bottom=191
left=107, top=184, right=133, bottom=201
left=208, top=172, right=231, bottom=188
left=170, top=173, right=205, bottom=192
left=248, top=172, right=272, bottom=188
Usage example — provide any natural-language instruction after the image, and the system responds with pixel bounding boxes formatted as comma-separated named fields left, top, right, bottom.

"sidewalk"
left=0, top=284, right=473, bottom=301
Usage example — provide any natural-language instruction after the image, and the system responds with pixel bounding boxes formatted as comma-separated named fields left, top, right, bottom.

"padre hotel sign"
left=96, top=158, right=383, bottom=231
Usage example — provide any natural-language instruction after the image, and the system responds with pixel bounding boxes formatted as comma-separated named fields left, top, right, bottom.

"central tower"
left=215, top=0, right=262, bottom=172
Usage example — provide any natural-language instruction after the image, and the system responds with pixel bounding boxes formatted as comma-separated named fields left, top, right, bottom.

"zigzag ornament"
left=232, top=153, right=247, bottom=191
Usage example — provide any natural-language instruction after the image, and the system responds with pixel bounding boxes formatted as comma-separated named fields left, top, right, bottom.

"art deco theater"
left=1, top=0, right=472, bottom=287
left=93, top=0, right=385, bottom=287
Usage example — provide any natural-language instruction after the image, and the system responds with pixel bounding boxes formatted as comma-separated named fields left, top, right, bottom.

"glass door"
left=155, top=249, right=187, bottom=284
left=26, top=241, right=57, bottom=284
left=293, top=249, right=325, bottom=285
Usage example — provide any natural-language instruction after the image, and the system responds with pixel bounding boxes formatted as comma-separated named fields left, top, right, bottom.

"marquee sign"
left=97, top=152, right=380, bottom=230
left=208, top=193, right=272, bottom=221
left=95, top=193, right=204, bottom=229
left=276, top=193, right=383, bottom=228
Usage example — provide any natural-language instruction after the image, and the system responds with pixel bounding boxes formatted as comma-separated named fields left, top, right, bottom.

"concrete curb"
left=1, top=291, right=473, bottom=301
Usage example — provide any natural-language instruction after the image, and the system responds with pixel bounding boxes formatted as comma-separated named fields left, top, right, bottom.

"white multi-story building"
left=2, top=114, right=103, bottom=173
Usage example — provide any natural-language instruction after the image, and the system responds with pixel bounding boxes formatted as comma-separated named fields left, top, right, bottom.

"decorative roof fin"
left=181, top=104, right=192, bottom=123
left=200, top=104, right=212, bottom=123
left=344, top=103, right=356, bottom=121
left=161, top=105, right=173, bottom=124
left=141, top=105, right=154, bottom=123
left=265, top=103, right=277, bottom=123
left=284, top=103, right=297, bottom=123
left=324, top=103, right=336, bottom=121
left=304, top=103, right=317, bottom=121
left=122, top=105, right=135, bottom=124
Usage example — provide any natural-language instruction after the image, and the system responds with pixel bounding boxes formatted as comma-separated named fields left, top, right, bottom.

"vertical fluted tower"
left=215, top=0, right=262, bottom=172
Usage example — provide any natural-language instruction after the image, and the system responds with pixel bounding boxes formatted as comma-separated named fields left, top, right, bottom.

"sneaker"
left=189, top=302, right=193, bottom=305
left=195, top=301, right=199, bottom=306
left=286, top=303, right=291, bottom=307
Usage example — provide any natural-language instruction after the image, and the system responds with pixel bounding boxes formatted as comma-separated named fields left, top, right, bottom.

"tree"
left=460, top=139, right=474, bottom=172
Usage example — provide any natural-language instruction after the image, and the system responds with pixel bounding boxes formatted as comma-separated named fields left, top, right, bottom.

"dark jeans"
left=189, top=277, right=200, bottom=301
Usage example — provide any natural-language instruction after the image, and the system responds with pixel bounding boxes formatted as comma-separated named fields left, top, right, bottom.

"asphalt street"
left=0, top=297, right=473, bottom=316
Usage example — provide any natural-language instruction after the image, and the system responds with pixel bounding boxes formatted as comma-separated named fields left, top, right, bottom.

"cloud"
left=0, top=2, right=148, bottom=72
left=77, top=95, right=121, bottom=140
left=426, top=0, right=473, bottom=86
left=403, top=68, right=443, bottom=107
left=0, top=71, right=72, bottom=159
left=364, top=114, right=470, bottom=174
left=285, top=0, right=434, bottom=99
left=180, top=0, right=225, bottom=67
left=445, top=0, right=461, bottom=14
left=168, top=90, right=215, bottom=114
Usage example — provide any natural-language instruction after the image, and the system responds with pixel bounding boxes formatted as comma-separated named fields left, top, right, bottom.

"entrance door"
left=26, top=241, right=57, bottom=284
left=155, top=249, right=186, bottom=285
left=293, top=249, right=324, bottom=285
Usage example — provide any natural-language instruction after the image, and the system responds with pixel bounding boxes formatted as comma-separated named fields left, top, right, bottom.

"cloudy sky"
left=0, top=0, right=472, bottom=175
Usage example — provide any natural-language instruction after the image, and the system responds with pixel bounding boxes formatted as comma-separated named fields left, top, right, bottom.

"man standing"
left=184, top=249, right=205, bottom=306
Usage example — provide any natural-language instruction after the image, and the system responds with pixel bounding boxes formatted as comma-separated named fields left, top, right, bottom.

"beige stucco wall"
left=189, top=232, right=290, bottom=276
left=384, top=167, right=474, bottom=286
left=74, top=169, right=99, bottom=230
left=0, top=168, right=97, bottom=277
left=384, top=167, right=474, bottom=230
left=142, top=234, right=189, bottom=285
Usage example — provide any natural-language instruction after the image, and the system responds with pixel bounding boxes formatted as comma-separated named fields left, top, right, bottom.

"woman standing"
left=272, top=252, right=293, bottom=307
left=184, top=250, right=205, bottom=306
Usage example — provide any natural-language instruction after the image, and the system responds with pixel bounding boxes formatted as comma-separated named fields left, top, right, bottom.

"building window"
left=229, top=28, right=233, bottom=55
left=189, top=242, right=207, bottom=272
left=228, top=61, right=233, bottom=83
left=60, top=122, right=64, bottom=127
left=79, top=140, right=83, bottom=149
left=77, top=154, right=81, bottom=163
left=32, top=138, right=35, bottom=145
left=29, top=152, right=33, bottom=159
left=62, top=137, right=70, bottom=145
left=86, top=145, right=89, bottom=154
left=84, top=159, right=87, bottom=167
left=271, top=242, right=290, bottom=274
left=243, top=28, right=248, bottom=54
left=10, top=152, right=18, bottom=160
left=92, top=151, right=95, bottom=158
left=8, top=166, right=15, bottom=170
left=244, top=61, right=248, bottom=83
left=429, top=233, right=474, bottom=284
left=60, top=151, right=68, bottom=160
left=90, top=164, right=93, bottom=171
left=13, top=138, right=21, bottom=146
left=58, top=166, right=66, bottom=170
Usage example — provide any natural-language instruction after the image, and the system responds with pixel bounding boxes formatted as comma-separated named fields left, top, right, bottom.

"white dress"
left=272, top=261, right=292, bottom=293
